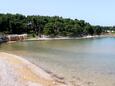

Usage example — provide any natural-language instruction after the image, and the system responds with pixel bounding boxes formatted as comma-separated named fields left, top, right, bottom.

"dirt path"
left=0, top=52, right=67, bottom=86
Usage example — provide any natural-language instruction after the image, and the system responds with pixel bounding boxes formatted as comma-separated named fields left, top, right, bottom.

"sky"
left=0, top=0, right=115, bottom=26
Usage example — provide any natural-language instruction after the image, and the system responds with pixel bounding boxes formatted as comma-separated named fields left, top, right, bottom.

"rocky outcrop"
left=0, top=52, right=67, bottom=86
left=0, top=36, right=7, bottom=43
left=6, top=34, right=27, bottom=41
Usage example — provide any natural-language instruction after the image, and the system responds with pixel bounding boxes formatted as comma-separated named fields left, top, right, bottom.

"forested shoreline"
left=0, top=13, right=114, bottom=37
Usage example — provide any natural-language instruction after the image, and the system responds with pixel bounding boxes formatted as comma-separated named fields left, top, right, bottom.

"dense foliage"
left=0, top=13, right=114, bottom=37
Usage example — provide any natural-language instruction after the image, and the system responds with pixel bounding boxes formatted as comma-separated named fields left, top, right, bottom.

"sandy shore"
left=0, top=52, right=67, bottom=86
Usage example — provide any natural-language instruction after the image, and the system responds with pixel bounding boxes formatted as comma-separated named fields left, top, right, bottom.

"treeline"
left=0, top=13, right=114, bottom=37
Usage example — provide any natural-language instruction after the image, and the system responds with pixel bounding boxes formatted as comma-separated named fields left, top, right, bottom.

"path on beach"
left=0, top=52, right=66, bottom=86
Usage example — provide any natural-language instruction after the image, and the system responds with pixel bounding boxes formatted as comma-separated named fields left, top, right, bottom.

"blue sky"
left=0, top=0, right=115, bottom=26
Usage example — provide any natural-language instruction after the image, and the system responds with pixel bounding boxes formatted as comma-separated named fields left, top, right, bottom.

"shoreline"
left=0, top=52, right=96, bottom=86
left=1, top=34, right=114, bottom=43
left=1, top=37, right=115, bottom=86
left=0, top=52, right=67, bottom=86
left=26, top=35, right=111, bottom=41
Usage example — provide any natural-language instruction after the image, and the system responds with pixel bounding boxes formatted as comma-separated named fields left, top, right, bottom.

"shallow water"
left=0, top=37, right=115, bottom=86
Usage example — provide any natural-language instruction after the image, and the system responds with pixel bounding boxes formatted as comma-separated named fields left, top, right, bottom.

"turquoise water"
left=0, top=37, right=115, bottom=86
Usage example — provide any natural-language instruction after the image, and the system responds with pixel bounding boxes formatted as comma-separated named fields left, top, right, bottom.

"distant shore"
left=26, top=35, right=111, bottom=41
left=1, top=34, right=115, bottom=43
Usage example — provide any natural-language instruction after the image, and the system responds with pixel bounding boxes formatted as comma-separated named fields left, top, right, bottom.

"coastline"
left=1, top=34, right=114, bottom=43
left=0, top=52, right=67, bottom=86
left=26, top=35, right=110, bottom=41
left=1, top=37, right=115, bottom=86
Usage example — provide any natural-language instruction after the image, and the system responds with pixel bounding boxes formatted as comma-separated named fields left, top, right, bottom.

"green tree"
left=84, top=23, right=94, bottom=35
left=94, top=26, right=102, bottom=35
left=43, top=23, right=55, bottom=36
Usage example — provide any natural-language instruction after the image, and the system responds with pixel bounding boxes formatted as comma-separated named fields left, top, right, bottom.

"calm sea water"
left=0, top=37, right=115, bottom=86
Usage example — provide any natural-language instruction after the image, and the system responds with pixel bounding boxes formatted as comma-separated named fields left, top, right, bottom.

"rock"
left=0, top=52, right=67, bottom=86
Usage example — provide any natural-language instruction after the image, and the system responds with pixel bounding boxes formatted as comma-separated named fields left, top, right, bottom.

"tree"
left=94, top=26, right=102, bottom=35
left=43, top=23, right=55, bottom=36
left=0, top=13, right=106, bottom=37
left=84, top=23, right=94, bottom=35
